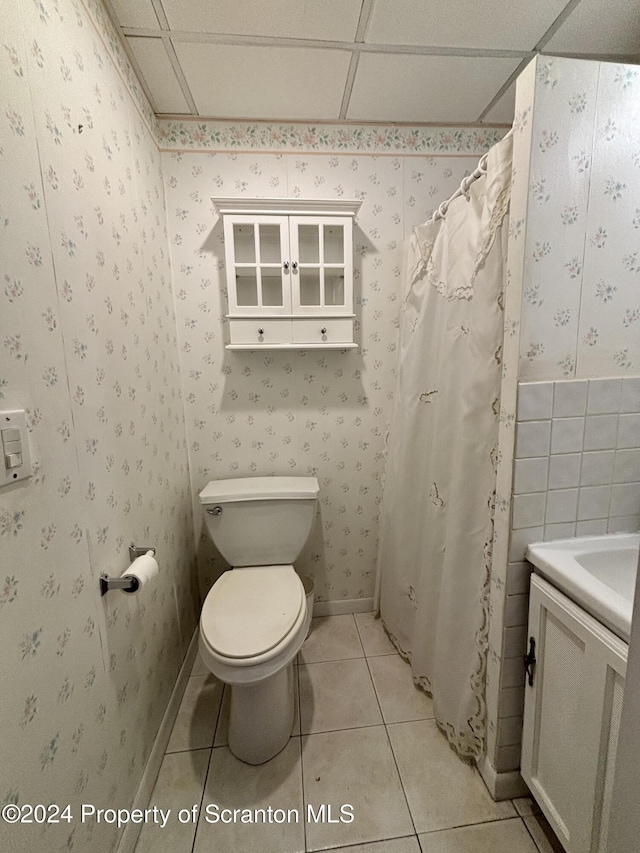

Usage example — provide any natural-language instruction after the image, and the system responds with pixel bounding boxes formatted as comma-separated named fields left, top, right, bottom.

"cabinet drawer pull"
left=291, top=261, right=298, bottom=271
left=258, top=327, right=264, bottom=335
left=321, top=327, right=327, bottom=335
left=283, top=261, right=289, bottom=271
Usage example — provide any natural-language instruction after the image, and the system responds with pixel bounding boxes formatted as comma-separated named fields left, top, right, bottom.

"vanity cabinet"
left=212, top=198, right=361, bottom=350
left=521, top=574, right=627, bottom=853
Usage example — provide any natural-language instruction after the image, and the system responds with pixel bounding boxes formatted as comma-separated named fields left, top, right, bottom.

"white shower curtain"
left=375, top=132, right=513, bottom=757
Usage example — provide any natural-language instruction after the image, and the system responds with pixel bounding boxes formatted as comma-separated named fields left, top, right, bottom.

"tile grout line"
left=295, top=662, right=309, bottom=853
left=360, top=640, right=421, bottom=841
left=187, top=683, right=227, bottom=853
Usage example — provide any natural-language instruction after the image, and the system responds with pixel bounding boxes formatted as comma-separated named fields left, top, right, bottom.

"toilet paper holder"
left=99, top=545, right=155, bottom=596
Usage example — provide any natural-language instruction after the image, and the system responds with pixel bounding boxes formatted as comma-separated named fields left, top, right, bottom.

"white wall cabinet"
left=521, top=574, right=627, bottom=853
left=212, top=198, right=361, bottom=349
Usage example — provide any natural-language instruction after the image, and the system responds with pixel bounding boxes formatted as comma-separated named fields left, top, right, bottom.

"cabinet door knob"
left=283, top=261, right=289, bottom=271
left=291, top=261, right=298, bottom=271
left=321, top=327, right=327, bottom=335
left=258, top=327, right=264, bottom=336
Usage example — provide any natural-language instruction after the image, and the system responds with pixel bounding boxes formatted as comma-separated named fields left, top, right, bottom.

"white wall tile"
left=617, top=414, right=640, bottom=449
left=583, top=415, right=618, bottom=451
left=577, top=485, right=612, bottom=520
left=515, top=420, right=552, bottom=458
left=608, top=516, right=640, bottom=533
left=513, top=457, right=548, bottom=494
left=512, top=493, right=547, bottom=529
left=506, top=561, right=533, bottom=595
left=576, top=518, right=608, bottom=535
left=503, top=625, right=527, bottom=658
left=553, top=379, right=588, bottom=417
left=496, top=714, right=524, bottom=745
left=580, top=450, right=615, bottom=486
left=548, top=453, right=581, bottom=489
left=505, top=593, right=529, bottom=627
left=497, top=686, right=526, bottom=717
left=508, top=527, right=544, bottom=562
left=545, top=488, right=579, bottom=523
left=544, top=522, right=576, bottom=540
left=517, top=382, right=554, bottom=420
left=587, top=378, right=623, bottom=414
left=550, top=417, right=584, bottom=454
left=613, top=449, right=640, bottom=484
left=621, top=378, right=640, bottom=413
left=610, top=483, right=640, bottom=517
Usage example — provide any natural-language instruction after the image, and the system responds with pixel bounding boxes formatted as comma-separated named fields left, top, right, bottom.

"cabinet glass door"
left=290, top=217, right=352, bottom=315
left=224, top=216, right=290, bottom=314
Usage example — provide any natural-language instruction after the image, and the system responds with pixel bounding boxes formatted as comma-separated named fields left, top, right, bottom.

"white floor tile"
left=166, top=674, right=224, bottom=753
left=299, top=614, right=364, bottom=663
left=418, top=817, right=538, bottom=852
left=367, top=655, right=434, bottom=723
left=134, top=749, right=209, bottom=853
left=354, top=612, right=398, bottom=656
left=299, top=658, right=382, bottom=734
left=387, top=720, right=516, bottom=833
left=190, top=650, right=210, bottom=677
left=332, top=838, right=422, bottom=853
left=193, top=738, right=305, bottom=853
left=302, top=726, right=414, bottom=850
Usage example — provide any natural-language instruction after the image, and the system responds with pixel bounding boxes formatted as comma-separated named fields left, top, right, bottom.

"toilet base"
left=228, top=661, right=295, bottom=764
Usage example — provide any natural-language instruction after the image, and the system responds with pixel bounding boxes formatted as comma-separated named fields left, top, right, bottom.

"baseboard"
left=117, top=630, right=198, bottom=853
left=476, top=753, right=530, bottom=801
left=313, top=597, right=374, bottom=616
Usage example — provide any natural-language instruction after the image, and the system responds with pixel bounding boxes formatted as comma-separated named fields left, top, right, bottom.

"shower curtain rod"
left=431, top=127, right=513, bottom=223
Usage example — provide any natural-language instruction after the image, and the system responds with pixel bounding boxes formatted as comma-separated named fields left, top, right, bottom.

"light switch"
left=0, top=409, right=33, bottom=487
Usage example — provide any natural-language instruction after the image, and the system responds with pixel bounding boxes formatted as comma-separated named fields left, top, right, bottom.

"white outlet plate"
left=1, top=409, right=33, bottom=487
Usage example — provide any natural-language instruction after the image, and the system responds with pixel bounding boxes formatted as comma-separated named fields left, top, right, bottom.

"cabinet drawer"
left=292, top=318, right=353, bottom=345
left=229, top=318, right=291, bottom=346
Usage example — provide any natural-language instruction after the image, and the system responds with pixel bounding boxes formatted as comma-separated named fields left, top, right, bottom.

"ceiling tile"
left=127, top=37, right=191, bottom=114
left=173, top=42, right=351, bottom=119
left=161, top=0, right=362, bottom=41
left=109, top=0, right=160, bottom=29
left=347, top=53, right=520, bottom=122
left=481, top=81, right=516, bottom=124
left=544, top=0, right=640, bottom=57
left=365, top=0, right=567, bottom=50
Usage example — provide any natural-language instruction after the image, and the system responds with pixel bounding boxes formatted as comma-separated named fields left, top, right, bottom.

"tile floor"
left=135, top=613, right=563, bottom=853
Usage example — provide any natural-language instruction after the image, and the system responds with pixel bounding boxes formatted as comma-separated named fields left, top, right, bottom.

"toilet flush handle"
left=207, top=506, right=223, bottom=516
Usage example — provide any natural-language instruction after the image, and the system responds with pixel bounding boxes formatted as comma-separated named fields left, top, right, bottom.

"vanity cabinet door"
left=521, top=575, right=627, bottom=853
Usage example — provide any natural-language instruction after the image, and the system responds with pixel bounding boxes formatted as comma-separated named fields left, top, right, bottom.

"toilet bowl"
left=198, top=476, right=319, bottom=764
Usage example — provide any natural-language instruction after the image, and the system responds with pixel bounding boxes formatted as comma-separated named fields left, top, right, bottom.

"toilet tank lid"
left=199, top=476, right=320, bottom=504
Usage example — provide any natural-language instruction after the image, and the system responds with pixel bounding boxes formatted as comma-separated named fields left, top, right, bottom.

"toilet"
left=198, top=475, right=319, bottom=764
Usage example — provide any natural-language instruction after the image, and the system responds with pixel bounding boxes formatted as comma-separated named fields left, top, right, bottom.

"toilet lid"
left=201, top=566, right=304, bottom=659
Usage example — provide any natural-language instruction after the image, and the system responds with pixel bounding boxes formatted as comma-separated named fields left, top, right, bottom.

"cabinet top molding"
left=211, top=197, right=363, bottom=218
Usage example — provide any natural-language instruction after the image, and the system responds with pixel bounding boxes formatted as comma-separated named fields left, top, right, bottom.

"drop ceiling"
left=106, top=0, right=640, bottom=125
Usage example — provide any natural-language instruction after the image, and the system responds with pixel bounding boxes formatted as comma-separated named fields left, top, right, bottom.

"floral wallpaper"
left=162, top=150, right=490, bottom=604
left=519, top=56, right=640, bottom=380
left=0, top=0, right=196, bottom=851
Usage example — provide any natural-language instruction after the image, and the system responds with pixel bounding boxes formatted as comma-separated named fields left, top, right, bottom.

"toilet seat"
left=200, top=566, right=304, bottom=661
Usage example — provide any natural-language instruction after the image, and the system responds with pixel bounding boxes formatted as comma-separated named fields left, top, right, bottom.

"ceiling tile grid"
left=104, top=0, right=640, bottom=125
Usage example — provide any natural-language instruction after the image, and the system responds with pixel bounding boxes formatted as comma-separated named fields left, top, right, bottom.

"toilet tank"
left=199, top=476, right=320, bottom=568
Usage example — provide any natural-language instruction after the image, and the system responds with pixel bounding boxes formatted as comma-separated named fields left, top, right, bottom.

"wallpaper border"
left=157, top=120, right=509, bottom=154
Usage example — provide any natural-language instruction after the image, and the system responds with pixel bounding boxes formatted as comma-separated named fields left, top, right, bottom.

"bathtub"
left=526, top=533, right=640, bottom=642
